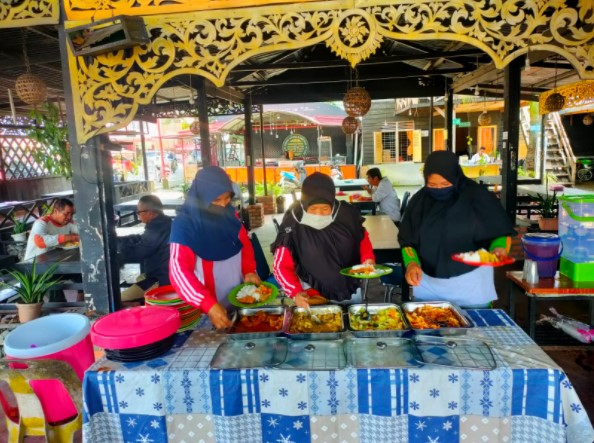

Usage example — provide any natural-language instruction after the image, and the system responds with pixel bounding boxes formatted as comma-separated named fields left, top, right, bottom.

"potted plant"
left=1, top=261, right=61, bottom=323
left=535, top=190, right=559, bottom=231
left=11, top=215, right=27, bottom=242
left=180, top=181, right=191, bottom=199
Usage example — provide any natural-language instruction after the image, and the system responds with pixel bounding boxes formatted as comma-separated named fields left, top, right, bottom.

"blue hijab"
left=170, top=166, right=243, bottom=261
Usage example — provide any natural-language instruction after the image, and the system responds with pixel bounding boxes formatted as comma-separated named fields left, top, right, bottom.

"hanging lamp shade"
left=343, top=87, right=371, bottom=117
left=478, top=111, right=491, bottom=126
left=583, top=114, right=594, bottom=126
left=15, top=73, right=47, bottom=105
left=342, top=116, right=359, bottom=134
left=189, top=120, right=200, bottom=134
left=545, top=92, right=565, bottom=112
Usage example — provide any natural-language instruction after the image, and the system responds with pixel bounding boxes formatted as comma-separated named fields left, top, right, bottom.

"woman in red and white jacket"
left=272, top=173, right=375, bottom=309
left=169, top=166, right=260, bottom=329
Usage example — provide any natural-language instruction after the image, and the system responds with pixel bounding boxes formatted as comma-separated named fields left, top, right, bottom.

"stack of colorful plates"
left=145, top=286, right=202, bottom=332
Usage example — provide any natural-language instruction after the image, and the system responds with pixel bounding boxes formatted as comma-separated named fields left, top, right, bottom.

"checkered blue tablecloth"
left=82, top=310, right=594, bottom=443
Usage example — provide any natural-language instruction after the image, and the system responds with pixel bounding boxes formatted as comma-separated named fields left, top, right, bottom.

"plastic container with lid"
left=91, top=306, right=181, bottom=362
left=558, top=194, right=594, bottom=263
left=522, top=233, right=562, bottom=278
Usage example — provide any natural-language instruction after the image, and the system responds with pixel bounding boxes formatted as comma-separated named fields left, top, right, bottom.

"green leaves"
left=1, top=260, right=61, bottom=304
left=28, top=102, right=72, bottom=179
left=535, top=190, right=558, bottom=219
left=11, top=215, right=27, bottom=234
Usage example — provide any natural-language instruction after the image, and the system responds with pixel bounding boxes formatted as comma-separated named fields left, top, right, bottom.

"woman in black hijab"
left=272, top=172, right=375, bottom=308
left=398, top=151, right=515, bottom=308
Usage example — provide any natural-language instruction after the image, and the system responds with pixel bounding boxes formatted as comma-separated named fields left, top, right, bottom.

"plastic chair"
left=400, top=191, right=410, bottom=215
left=0, top=359, right=82, bottom=443
left=272, top=218, right=281, bottom=234
left=379, top=262, right=404, bottom=303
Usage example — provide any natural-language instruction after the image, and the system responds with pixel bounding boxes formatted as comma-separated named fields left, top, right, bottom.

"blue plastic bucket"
left=522, top=233, right=563, bottom=278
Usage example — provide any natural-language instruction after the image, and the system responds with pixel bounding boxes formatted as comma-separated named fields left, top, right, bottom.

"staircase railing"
left=550, top=112, right=577, bottom=185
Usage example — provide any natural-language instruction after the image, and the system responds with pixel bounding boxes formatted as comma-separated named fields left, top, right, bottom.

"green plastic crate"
left=559, top=257, right=594, bottom=282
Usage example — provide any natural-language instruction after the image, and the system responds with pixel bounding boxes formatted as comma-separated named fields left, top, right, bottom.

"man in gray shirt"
left=365, top=167, right=401, bottom=223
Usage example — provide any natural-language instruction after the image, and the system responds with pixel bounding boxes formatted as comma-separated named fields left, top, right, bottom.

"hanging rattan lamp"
left=189, top=120, right=200, bottom=134
left=544, top=58, right=565, bottom=113
left=478, top=91, right=491, bottom=126
left=342, top=116, right=359, bottom=134
left=343, top=87, right=371, bottom=117
left=15, top=30, right=47, bottom=106
left=583, top=114, right=594, bottom=126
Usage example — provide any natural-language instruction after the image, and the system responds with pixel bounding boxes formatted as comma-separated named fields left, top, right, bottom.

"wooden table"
left=336, top=191, right=376, bottom=214
left=363, top=214, right=399, bottom=250
left=332, top=178, right=368, bottom=191
left=506, top=270, right=594, bottom=338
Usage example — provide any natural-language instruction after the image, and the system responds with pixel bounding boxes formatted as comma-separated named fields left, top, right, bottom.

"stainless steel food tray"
left=401, top=301, right=474, bottom=336
left=210, top=337, right=288, bottom=369
left=285, top=305, right=345, bottom=340
left=413, top=335, right=496, bottom=370
left=225, top=306, right=288, bottom=341
left=347, top=303, right=410, bottom=338
left=346, top=337, right=421, bottom=368
left=278, top=339, right=347, bottom=370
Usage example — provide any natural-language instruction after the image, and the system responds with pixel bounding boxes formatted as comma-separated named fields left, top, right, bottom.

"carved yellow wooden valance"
left=67, top=0, right=594, bottom=143
left=539, top=81, right=594, bottom=115
left=0, top=0, right=59, bottom=28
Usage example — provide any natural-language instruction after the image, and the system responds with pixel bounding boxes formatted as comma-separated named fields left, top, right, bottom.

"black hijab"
left=398, top=151, right=515, bottom=278
left=271, top=173, right=366, bottom=301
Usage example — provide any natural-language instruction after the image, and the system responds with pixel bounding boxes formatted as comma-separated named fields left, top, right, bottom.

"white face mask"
left=299, top=202, right=337, bottom=230
left=300, top=212, right=333, bottom=230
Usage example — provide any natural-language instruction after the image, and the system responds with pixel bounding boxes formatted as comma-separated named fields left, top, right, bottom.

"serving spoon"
left=306, top=306, right=322, bottom=324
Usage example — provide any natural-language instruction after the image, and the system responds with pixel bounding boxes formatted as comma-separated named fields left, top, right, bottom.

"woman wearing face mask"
left=169, top=166, right=260, bottom=329
left=272, top=172, right=375, bottom=308
left=398, top=151, right=515, bottom=308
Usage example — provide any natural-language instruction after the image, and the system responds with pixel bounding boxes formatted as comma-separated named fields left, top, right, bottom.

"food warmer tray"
left=347, top=303, right=411, bottom=338
left=285, top=305, right=345, bottom=340
left=225, top=306, right=289, bottom=341
left=278, top=339, right=347, bottom=370
left=401, top=301, right=474, bottom=336
left=345, top=337, right=421, bottom=368
left=413, top=335, right=497, bottom=370
left=210, top=337, right=288, bottom=369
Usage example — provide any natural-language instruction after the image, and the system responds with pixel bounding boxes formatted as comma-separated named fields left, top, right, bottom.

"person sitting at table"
left=24, top=198, right=79, bottom=260
left=169, top=166, right=260, bottom=330
left=118, top=195, right=172, bottom=304
left=272, top=172, right=375, bottom=308
left=398, top=150, right=515, bottom=308
left=364, top=167, right=401, bottom=223
left=470, top=146, right=491, bottom=165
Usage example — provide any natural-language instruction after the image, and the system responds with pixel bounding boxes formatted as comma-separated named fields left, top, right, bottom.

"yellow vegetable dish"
left=289, top=312, right=342, bottom=333
left=63, top=241, right=80, bottom=247
left=349, top=307, right=405, bottom=331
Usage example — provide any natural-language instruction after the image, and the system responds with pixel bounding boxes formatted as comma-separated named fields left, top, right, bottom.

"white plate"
left=59, top=244, right=79, bottom=250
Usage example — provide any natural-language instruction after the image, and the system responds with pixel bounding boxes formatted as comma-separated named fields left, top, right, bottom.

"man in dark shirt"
left=119, top=195, right=172, bottom=302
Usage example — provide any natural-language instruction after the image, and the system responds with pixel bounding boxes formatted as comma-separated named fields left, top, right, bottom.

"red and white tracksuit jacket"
left=169, top=226, right=257, bottom=313
left=273, top=230, right=375, bottom=298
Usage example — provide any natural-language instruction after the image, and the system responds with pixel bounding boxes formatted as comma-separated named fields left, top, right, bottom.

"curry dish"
left=289, top=311, right=342, bottom=333
left=230, top=311, right=284, bottom=333
left=405, top=305, right=462, bottom=329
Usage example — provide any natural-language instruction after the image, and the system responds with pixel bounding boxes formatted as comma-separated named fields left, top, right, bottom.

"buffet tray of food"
left=346, top=303, right=410, bottom=338
left=225, top=306, right=289, bottom=341
left=285, top=305, right=345, bottom=340
left=401, top=301, right=474, bottom=336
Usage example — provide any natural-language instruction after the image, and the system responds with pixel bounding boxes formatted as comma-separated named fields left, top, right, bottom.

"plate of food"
left=228, top=282, right=279, bottom=308
left=452, top=249, right=514, bottom=267
left=340, top=264, right=394, bottom=279
left=59, top=241, right=80, bottom=250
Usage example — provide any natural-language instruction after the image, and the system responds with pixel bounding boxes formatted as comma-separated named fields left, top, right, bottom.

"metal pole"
left=445, top=85, right=454, bottom=152
left=429, top=96, right=434, bottom=152
left=245, top=94, right=255, bottom=205
left=259, top=105, right=268, bottom=195
left=501, top=57, right=523, bottom=223
left=196, top=77, right=212, bottom=166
